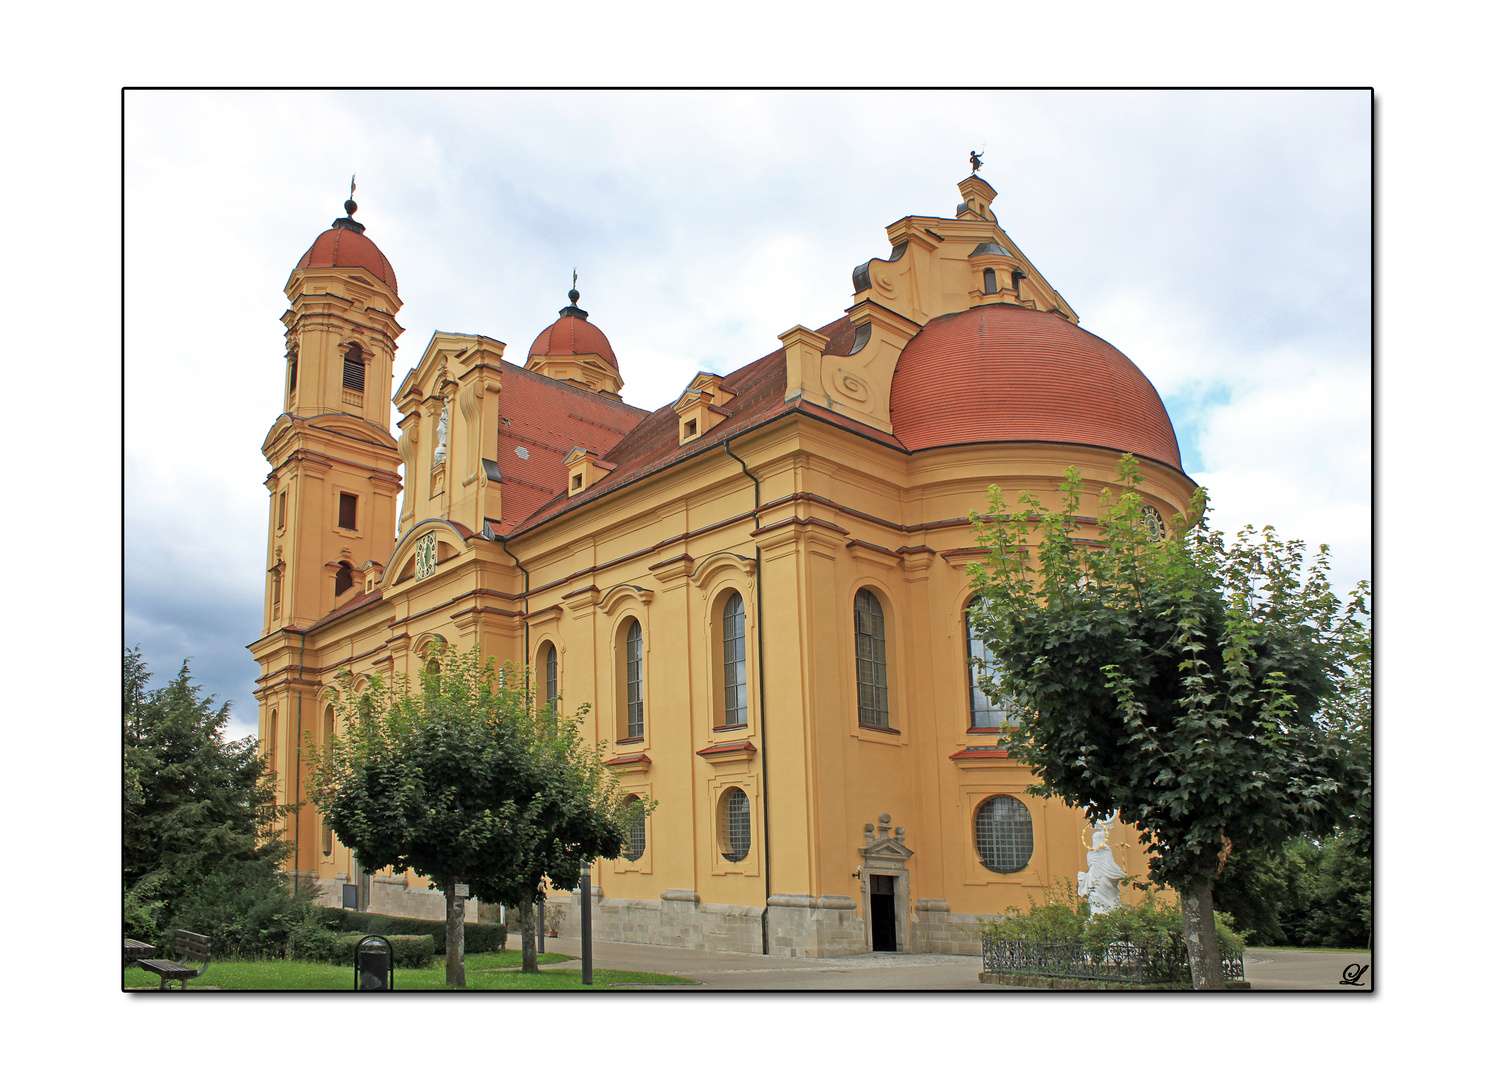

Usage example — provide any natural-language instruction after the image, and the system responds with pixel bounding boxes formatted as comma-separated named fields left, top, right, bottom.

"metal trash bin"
left=354, top=934, right=394, bottom=990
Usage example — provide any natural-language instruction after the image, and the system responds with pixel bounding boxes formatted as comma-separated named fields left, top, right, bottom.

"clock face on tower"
left=414, top=533, right=437, bottom=581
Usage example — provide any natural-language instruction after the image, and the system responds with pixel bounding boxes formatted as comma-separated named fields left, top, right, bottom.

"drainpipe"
left=498, top=533, right=531, bottom=695
left=722, top=439, right=771, bottom=953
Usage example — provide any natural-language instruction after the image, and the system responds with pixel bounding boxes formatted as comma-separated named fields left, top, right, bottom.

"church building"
left=250, top=167, right=1196, bottom=956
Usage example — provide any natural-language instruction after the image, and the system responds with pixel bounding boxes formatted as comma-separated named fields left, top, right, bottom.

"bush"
left=293, top=931, right=435, bottom=969
left=328, top=910, right=507, bottom=954
left=982, top=880, right=1245, bottom=953
left=167, top=864, right=335, bottom=960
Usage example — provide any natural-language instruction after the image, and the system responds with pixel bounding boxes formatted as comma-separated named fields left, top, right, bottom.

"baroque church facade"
left=251, top=170, right=1196, bottom=956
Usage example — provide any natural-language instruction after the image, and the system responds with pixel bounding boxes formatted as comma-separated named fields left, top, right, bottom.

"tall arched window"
left=623, top=619, right=644, bottom=740
left=974, top=795, right=1034, bottom=873
left=540, top=642, right=558, bottom=713
left=721, top=591, right=747, bottom=728
left=322, top=705, right=337, bottom=856
left=720, top=787, right=751, bottom=863
left=854, top=589, right=889, bottom=728
left=965, top=598, right=1011, bottom=729
left=622, top=794, right=645, bottom=862
left=983, top=267, right=997, bottom=294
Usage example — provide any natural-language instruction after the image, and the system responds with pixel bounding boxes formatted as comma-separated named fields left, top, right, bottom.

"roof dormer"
left=563, top=446, right=616, bottom=496
left=672, top=372, right=736, bottom=444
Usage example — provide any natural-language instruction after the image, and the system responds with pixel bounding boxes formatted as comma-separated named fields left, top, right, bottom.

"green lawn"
left=123, top=950, right=696, bottom=991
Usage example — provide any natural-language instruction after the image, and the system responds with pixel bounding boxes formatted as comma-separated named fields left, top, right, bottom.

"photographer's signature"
left=1339, top=963, right=1369, bottom=986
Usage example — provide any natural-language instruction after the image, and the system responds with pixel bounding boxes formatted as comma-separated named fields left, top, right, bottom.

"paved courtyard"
left=529, top=935, right=1372, bottom=991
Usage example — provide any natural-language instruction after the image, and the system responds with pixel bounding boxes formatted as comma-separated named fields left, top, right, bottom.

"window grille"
left=855, top=589, right=889, bottom=727
left=543, top=642, right=558, bottom=712
left=623, top=796, right=645, bottom=862
left=722, top=592, right=747, bottom=727
left=625, top=620, right=644, bottom=739
left=721, top=787, right=750, bottom=862
left=965, top=600, right=1012, bottom=728
left=342, top=343, right=365, bottom=391
left=974, top=795, right=1034, bottom=873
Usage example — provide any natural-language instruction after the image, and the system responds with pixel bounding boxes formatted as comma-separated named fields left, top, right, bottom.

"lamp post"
left=581, top=860, right=593, bottom=986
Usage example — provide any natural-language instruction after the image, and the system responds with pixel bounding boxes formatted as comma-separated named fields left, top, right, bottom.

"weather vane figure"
left=970, top=150, right=983, bottom=174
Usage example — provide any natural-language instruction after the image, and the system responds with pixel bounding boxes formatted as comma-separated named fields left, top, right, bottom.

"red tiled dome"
left=889, top=304, right=1181, bottom=468
left=295, top=225, right=398, bottom=295
left=529, top=314, right=617, bottom=367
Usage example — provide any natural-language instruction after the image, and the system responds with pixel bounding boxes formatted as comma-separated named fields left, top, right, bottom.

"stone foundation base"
left=310, top=873, right=487, bottom=923
left=911, top=899, right=989, bottom=955
left=558, top=888, right=870, bottom=957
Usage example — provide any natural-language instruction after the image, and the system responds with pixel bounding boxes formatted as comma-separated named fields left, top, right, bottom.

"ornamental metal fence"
left=982, top=934, right=1245, bottom=985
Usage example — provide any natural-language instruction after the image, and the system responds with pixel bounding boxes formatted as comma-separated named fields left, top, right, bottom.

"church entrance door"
left=870, top=874, right=897, bottom=951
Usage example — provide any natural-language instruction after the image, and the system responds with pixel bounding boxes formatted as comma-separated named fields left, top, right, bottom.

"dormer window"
left=983, top=268, right=997, bottom=295
left=685, top=418, right=698, bottom=438
left=571, top=474, right=583, bottom=492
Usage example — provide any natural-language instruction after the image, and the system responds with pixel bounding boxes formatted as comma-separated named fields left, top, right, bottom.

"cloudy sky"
left=123, top=89, right=1370, bottom=742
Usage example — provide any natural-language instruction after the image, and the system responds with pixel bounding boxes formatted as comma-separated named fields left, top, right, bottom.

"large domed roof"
left=889, top=304, right=1181, bottom=468
left=529, top=307, right=617, bottom=367
left=295, top=218, right=397, bottom=295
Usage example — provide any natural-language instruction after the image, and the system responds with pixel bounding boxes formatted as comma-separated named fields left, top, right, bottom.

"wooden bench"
left=135, top=930, right=211, bottom=990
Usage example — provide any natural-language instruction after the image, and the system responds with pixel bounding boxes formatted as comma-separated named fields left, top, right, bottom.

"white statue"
left=1077, top=814, right=1127, bottom=915
left=433, top=402, right=449, bottom=465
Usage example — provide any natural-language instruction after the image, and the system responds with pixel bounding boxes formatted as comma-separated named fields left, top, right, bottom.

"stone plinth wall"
left=569, top=889, right=764, bottom=953
left=911, top=899, right=990, bottom=956
left=565, top=889, right=871, bottom=957
left=765, top=894, right=867, bottom=957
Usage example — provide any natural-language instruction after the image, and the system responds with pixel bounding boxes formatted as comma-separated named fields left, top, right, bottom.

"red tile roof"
left=490, top=361, right=648, bottom=533
left=528, top=314, right=617, bottom=366
left=307, top=587, right=385, bottom=630
left=295, top=225, right=398, bottom=294
left=508, top=315, right=902, bottom=535
left=889, top=305, right=1181, bottom=468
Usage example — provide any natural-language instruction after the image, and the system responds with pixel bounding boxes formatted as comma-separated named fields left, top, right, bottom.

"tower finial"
left=333, top=176, right=366, bottom=233
left=969, top=149, right=983, bottom=174
left=560, top=269, right=587, bottom=319
left=345, top=173, right=358, bottom=218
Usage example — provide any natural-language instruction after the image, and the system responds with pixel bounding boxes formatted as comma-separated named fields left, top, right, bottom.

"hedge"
left=328, top=910, right=508, bottom=954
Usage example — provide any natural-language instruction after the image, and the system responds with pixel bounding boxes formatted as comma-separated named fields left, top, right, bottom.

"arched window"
left=342, top=343, right=365, bottom=391
left=720, top=787, right=750, bottom=863
left=974, top=795, right=1034, bottom=874
left=721, top=591, right=747, bottom=728
left=965, top=598, right=1011, bottom=729
left=983, top=267, right=997, bottom=294
left=540, top=642, right=558, bottom=713
left=334, top=562, right=354, bottom=595
left=622, top=795, right=645, bottom=862
left=266, top=709, right=278, bottom=789
left=287, top=346, right=298, bottom=393
left=623, top=619, right=644, bottom=740
left=854, top=589, right=889, bottom=728
left=322, top=705, right=337, bottom=856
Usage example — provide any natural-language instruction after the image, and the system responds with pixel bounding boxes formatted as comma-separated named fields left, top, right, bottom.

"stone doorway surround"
left=858, top=813, right=913, bottom=953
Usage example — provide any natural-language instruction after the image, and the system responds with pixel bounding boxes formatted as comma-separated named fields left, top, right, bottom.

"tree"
left=967, top=457, right=1369, bottom=988
left=123, top=648, right=293, bottom=948
left=309, top=646, right=645, bottom=985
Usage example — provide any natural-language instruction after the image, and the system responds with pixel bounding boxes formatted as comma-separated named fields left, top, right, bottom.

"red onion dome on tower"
left=889, top=304, right=1181, bottom=469
left=294, top=194, right=398, bottom=295
left=528, top=286, right=618, bottom=367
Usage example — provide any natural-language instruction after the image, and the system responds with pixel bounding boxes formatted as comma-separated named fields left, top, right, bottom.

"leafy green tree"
left=967, top=457, right=1369, bottom=988
left=309, top=647, right=645, bottom=986
left=123, top=648, right=295, bottom=949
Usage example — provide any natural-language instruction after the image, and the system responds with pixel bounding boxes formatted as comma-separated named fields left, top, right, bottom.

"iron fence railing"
left=982, top=934, right=1245, bottom=985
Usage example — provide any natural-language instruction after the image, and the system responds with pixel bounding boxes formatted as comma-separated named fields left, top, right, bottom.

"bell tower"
left=259, top=193, right=405, bottom=635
